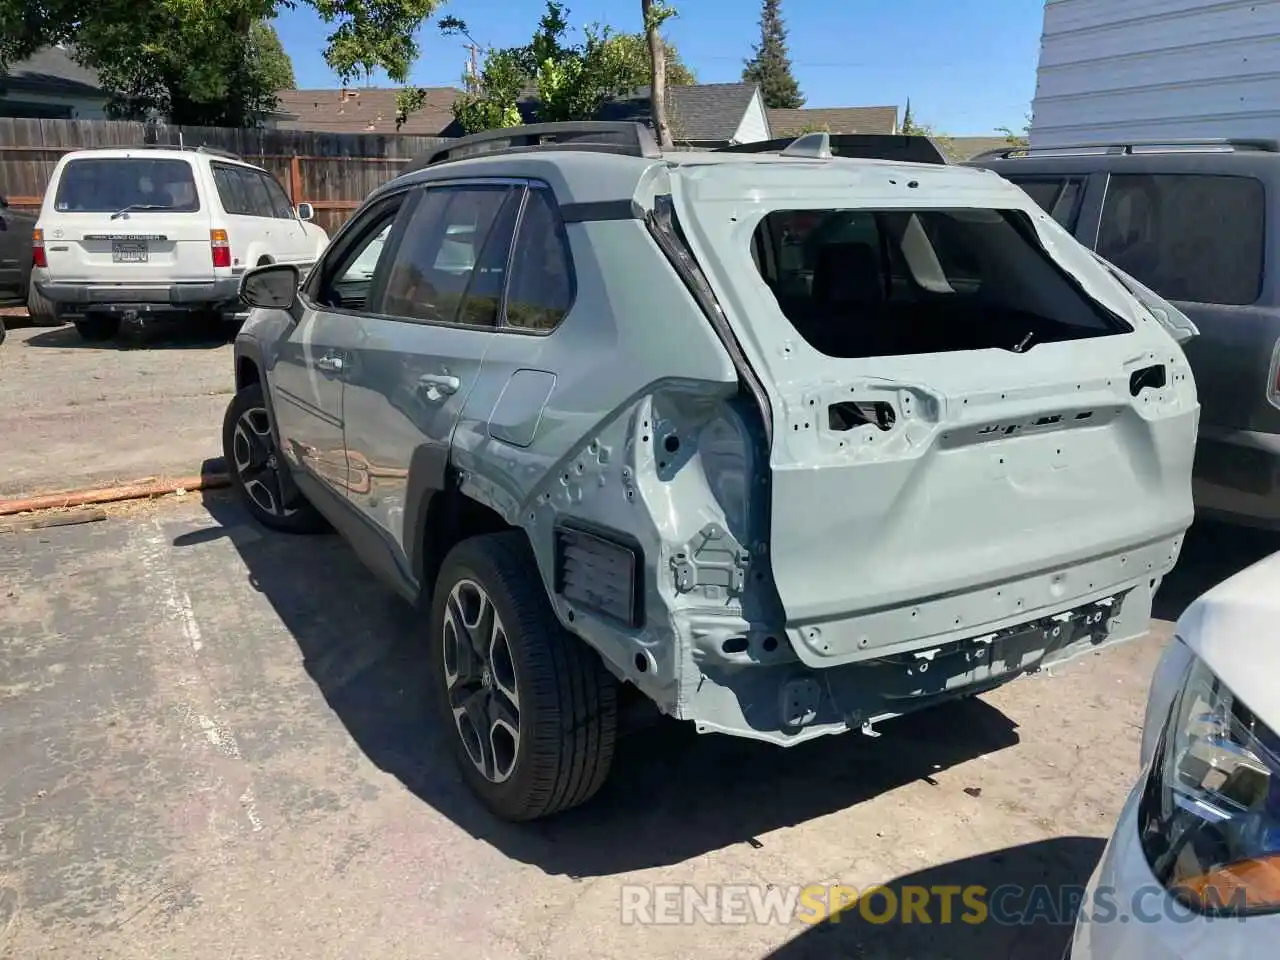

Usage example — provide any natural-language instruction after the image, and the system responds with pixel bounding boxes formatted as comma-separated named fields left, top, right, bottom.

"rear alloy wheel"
left=222, top=382, right=327, bottom=533
left=429, top=532, right=618, bottom=821
left=73, top=316, right=120, bottom=342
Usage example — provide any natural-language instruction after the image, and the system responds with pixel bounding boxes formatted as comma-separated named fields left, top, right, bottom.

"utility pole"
left=464, top=42, right=481, bottom=92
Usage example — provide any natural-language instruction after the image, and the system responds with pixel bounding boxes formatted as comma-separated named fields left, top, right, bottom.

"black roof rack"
left=409, top=121, right=662, bottom=172
left=717, top=133, right=950, bottom=165
left=972, top=138, right=1280, bottom=162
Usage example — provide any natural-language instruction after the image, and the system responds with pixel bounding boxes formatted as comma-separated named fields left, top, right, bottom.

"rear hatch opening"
left=751, top=206, right=1133, bottom=359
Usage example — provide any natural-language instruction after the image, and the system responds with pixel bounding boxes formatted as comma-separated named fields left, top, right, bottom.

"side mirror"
left=240, top=262, right=300, bottom=310
left=0, top=196, right=9, bottom=209
left=295, top=202, right=314, bottom=222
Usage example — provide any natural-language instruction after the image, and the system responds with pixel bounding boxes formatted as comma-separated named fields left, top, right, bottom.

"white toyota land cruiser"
left=31, top=145, right=328, bottom=341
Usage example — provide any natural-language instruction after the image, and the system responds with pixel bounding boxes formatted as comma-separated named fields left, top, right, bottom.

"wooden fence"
left=0, top=118, right=452, bottom=234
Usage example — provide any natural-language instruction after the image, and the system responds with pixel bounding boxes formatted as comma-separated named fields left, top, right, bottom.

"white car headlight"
left=1139, top=654, right=1280, bottom=914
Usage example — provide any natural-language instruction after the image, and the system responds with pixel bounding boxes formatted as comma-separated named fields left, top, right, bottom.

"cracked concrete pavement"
left=2, top=492, right=1274, bottom=959
left=0, top=321, right=232, bottom=498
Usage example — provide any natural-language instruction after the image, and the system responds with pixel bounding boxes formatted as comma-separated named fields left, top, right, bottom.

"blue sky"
left=273, top=0, right=1044, bottom=135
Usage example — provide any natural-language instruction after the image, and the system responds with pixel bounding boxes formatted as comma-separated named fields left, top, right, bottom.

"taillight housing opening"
left=32, top=228, right=47, bottom=268
left=210, top=229, right=231, bottom=269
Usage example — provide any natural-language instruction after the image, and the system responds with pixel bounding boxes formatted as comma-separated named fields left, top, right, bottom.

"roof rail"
left=410, top=121, right=662, bottom=171
left=717, top=133, right=950, bottom=165
left=83, top=143, right=245, bottom=161
left=972, top=138, right=1280, bottom=161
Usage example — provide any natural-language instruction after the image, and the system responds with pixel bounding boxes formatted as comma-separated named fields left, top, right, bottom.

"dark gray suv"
left=971, top=139, right=1280, bottom=530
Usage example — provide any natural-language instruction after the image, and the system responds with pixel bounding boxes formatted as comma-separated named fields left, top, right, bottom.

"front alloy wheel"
left=221, top=382, right=326, bottom=533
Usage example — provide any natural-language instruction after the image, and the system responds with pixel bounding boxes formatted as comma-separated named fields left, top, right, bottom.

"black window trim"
left=1095, top=170, right=1267, bottom=307
left=298, top=187, right=417, bottom=320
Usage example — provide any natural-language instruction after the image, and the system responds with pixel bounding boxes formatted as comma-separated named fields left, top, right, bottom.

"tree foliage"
left=0, top=0, right=438, bottom=126
left=414, top=0, right=694, bottom=135
left=900, top=98, right=956, bottom=158
left=742, top=0, right=803, bottom=109
left=997, top=112, right=1032, bottom=148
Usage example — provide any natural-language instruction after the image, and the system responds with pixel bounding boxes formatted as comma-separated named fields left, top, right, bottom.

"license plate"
left=111, top=241, right=148, bottom=263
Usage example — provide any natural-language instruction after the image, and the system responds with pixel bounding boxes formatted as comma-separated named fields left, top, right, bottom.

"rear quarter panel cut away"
left=667, top=173, right=1198, bottom=668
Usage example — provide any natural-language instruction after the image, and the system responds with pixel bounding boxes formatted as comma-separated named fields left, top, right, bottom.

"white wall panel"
left=1030, top=0, right=1280, bottom=146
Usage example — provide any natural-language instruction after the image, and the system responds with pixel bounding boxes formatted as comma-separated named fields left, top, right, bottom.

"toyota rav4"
left=222, top=124, right=1200, bottom=822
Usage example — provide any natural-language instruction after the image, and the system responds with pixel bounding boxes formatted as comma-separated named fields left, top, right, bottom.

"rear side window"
left=1097, top=173, right=1264, bottom=306
left=212, top=164, right=290, bottom=219
left=754, top=207, right=1129, bottom=359
left=380, top=184, right=517, bottom=326
left=504, top=188, right=575, bottom=331
left=1008, top=177, right=1084, bottom=230
left=53, top=157, right=200, bottom=213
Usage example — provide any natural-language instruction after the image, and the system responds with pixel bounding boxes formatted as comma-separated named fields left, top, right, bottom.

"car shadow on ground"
left=22, top=317, right=235, bottom=350
left=1151, top=517, right=1278, bottom=622
left=178, top=491, right=1023, bottom=878
left=762, top=835, right=1104, bottom=960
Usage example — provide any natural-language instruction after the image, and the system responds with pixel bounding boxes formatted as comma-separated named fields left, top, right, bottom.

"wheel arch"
left=407, top=449, right=522, bottom=603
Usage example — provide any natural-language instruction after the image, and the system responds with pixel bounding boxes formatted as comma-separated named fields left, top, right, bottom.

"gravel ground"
left=1, top=493, right=1274, bottom=960
left=0, top=317, right=233, bottom=498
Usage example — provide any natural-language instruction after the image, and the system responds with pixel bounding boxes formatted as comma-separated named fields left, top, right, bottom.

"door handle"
left=418, top=373, right=461, bottom=396
left=315, top=353, right=345, bottom=374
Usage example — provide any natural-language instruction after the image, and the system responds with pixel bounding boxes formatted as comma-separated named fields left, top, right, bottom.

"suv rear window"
left=753, top=207, right=1129, bottom=359
left=1097, top=173, right=1264, bottom=306
left=53, top=157, right=200, bottom=214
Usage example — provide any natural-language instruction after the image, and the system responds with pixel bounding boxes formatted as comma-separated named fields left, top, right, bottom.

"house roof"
left=946, top=136, right=1018, bottom=161
left=2, top=46, right=104, bottom=96
left=598, top=83, right=761, bottom=144
left=767, top=106, right=899, bottom=137
left=272, top=87, right=462, bottom=136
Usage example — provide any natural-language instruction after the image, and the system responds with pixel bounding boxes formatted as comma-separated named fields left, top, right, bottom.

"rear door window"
left=755, top=207, right=1130, bottom=359
left=54, top=157, right=201, bottom=213
left=1096, top=173, right=1264, bottom=305
left=258, top=172, right=296, bottom=219
left=212, top=163, right=251, bottom=215
left=239, top=170, right=276, bottom=219
left=379, top=183, right=517, bottom=326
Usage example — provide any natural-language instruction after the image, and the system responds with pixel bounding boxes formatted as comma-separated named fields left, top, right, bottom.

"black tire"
left=221, top=382, right=327, bottom=534
left=428, top=531, right=618, bottom=821
left=73, top=316, right=120, bottom=342
left=25, top=283, right=61, bottom=326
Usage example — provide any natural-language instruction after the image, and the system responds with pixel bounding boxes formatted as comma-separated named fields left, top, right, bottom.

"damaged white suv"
left=225, top=124, right=1199, bottom=821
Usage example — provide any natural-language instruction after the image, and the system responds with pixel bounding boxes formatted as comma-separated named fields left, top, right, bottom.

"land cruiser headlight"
left=1139, top=654, right=1280, bottom=915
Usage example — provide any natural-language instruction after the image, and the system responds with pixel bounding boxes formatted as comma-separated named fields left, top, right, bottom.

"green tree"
left=606, top=30, right=694, bottom=86
left=901, top=98, right=916, bottom=134
left=416, top=1, right=689, bottom=135
left=742, top=0, right=803, bottom=109
left=0, top=0, right=440, bottom=126
left=997, top=112, right=1032, bottom=148
left=899, top=98, right=955, bottom=157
